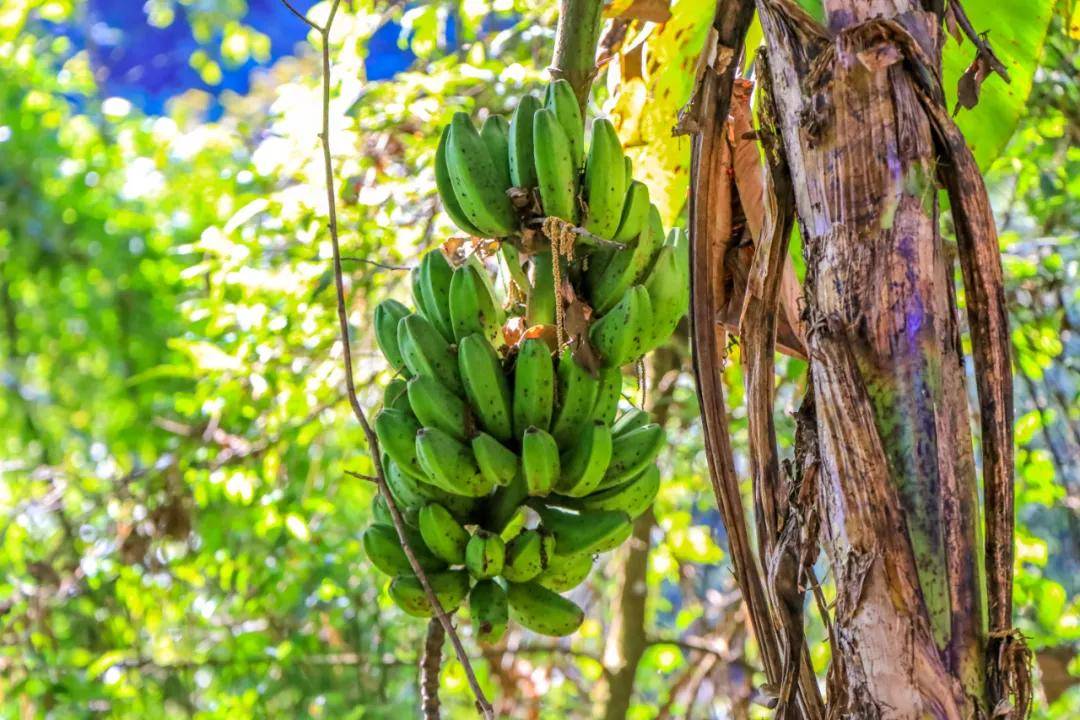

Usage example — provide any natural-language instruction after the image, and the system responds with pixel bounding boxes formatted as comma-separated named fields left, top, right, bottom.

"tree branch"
left=421, top=619, right=445, bottom=720
left=283, top=3, right=495, bottom=717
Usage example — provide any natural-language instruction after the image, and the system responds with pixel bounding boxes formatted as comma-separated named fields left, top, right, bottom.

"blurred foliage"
left=0, top=1, right=1076, bottom=718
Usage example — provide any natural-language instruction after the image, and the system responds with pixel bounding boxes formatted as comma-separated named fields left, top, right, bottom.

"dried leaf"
left=955, top=51, right=993, bottom=113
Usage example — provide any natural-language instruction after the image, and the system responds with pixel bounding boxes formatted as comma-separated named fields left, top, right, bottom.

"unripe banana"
left=583, top=118, right=626, bottom=239
left=507, top=581, right=585, bottom=637
left=374, top=300, right=411, bottom=373
left=486, top=472, right=529, bottom=534
left=588, top=285, right=652, bottom=368
left=550, top=349, right=599, bottom=447
left=502, top=529, right=556, bottom=583
left=640, top=228, right=690, bottom=352
left=570, top=465, right=660, bottom=519
left=612, top=407, right=650, bottom=437
left=612, top=180, right=651, bottom=244
left=449, top=264, right=502, bottom=345
left=465, top=530, right=505, bottom=579
left=536, top=505, right=633, bottom=555
left=363, top=523, right=445, bottom=576
left=532, top=108, right=578, bottom=222
left=546, top=79, right=584, bottom=171
left=591, top=367, right=623, bottom=424
left=508, top=94, right=540, bottom=188
left=419, top=503, right=470, bottom=564
left=537, top=552, right=594, bottom=592
left=500, top=241, right=531, bottom=294
left=397, top=313, right=464, bottom=396
left=418, top=249, right=456, bottom=343
left=588, top=203, right=664, bottom=314
left=411, top=267, right=431, bottom=321
left=435, top=124, right=485, bottom=236
left=480, top=115, right=512, bottom=192
left=472, top=432, right=519, bottom=487
left=469, top=579, right=509, bottom=645
left=388, top=570, right=470, bottom=617
left=458, top=334, right=513, bottom=442
left=375, top=408, right=425, bottom=481
left=372, top=493, right=395, bottom=527
left=600, top=422, right=665, bottom=489
left=386, top=458, right=478, bottom=522
left=416, top=427, right=495, bottom=497
left=512, top=338, right=555, bottom=436
left=556, top=419, right=613, bottom=498
left=522, top=426, right=560, bottom=497
left=445, top=113, right=517, bottom=237
left=623, top=155, right=633, bottom=186
left=525, top=251, right=557, bottom=328
left=383, top=377, right=411, bottom=414
left=407, top=375, right=469, bottom=442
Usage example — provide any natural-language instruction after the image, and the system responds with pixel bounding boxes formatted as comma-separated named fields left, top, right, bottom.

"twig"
left=282, top=2, right=495, bottom=717
left=949, top=0, right=1010, bottom=82
left=280, top=0, right=323, bottom=31
left=421, top=619, right=445, bottom=719
left=340, top=256, right=412, bottom=271
left=344, top=470, right=378, bottom=483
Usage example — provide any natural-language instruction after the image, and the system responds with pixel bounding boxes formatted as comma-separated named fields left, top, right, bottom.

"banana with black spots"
left=512, top=338, right=555, bottom=436
left=549, top=349, right=599, bottom=447
left=588, top=203, right=664, bottom=314
left=532, top=108, right=578, bottom=222
left=415, top=427, right=495, bottom=497
left=502, top=529, right=556, bottom=583
left=375, top=409, right=425, bottom=481
left=599, top=422, right=665, bottom=489
left=508, top=94, right=540, bottom=188
left=374, top=300, right=411, bottom=373
left=435, top=125, right=485, bottom=237
left=363, top=523, right=445, bottom=576
left=582, top=118, right=626, bottom=239
left=486, top=472, right=529, bottom=534
left=555, top=419, right=612, bottom=498
left=445, top=113, right=517, bottom=237
left=465, top=530, right=505, bottom=579
left=382, top=377, right=411, bottom=414
left=407, top=375, right=469, bottom=442
left=568, top=465, right=659, bottom=519
left=507, top=581, right=584, bottom=637
left=469, top=579, right=509, bottom=645
left=449, top=264, right=502, bottom=345
left=612, top=407, right=650, bottom=437
left=591, top=367, right=622, bottom=424
left=385, top=458, right=477, bottom=522
left=388, top=570, right=470, bottom=617
left=472, top=432, right=518, bottom=487
left=588, top=285, right=653, bottom=368
left=397, top=313, right=464, bottom=396
left=640, top=228, right=690, bottom=352
left=480, top=115, right=512, bottom=192
left=546, top=79, right=584, bottom=171
left=418, top=503, right=470, bottom=564
left=536, top=505, right=633, bottom=555
left=537, top=552, right=594, bottom=592
left=417, top=250, right=456, bottom=343
left=522, top=427, right=560, bottom=497
left=458, top=334, right=513, bottom=442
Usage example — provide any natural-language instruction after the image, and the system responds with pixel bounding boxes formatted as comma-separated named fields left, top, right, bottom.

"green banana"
left=418, top=250, right=456, bottom=343
left=600, top=422, right=665, bottom=489
left=641, top=228, right=689, bottom=352
left=415, top=427, right=495, bottom=497
left=374, top=300, right=411, bottom=372
left=407, top=375, right=469, bottom=442
left=546, top=79, right=584, bottom=171
left=435, top=124, right=485, bottom=237
left=508, top=94, right=540, bottom=188
left=588, top=285, right=653, bottom=368
left=419, top=503, right=470, bottom=564
left=500, top=241, right=531, bottom=294
left=591, top=367, right=622, bottom=424
left=388, top=570, right=470, bottom=617
left=507, top=581, right=585, bottom=637
left=522, top=426, right=560, bottom=497
left=411, top=267, right=431, bottom=321
left=502, top=529, right=556, bottom=583
left=472, top=432, right=519, bottom=487
left=612, top=180, right=651, bottom=244
left=569, top=465, right=660, bottom=519
left=465, top=530, right=505, bottom=579
left=383, top=377, right=411, bottom=414
left=486, top=472, right=529, bottom=533
left=512, top=338, right=555, bottom=436
left=583, top=117, right=626, bottom=239
left=397, top=313, right=464, bottom=396
left=386, top=458, right=477, bottom=522
left=588, top=203, right=663, bottom=314
left=469, top=579, right=509, bottom=645
left=612, top=407, right=650, bottom=437
left=532, top=108, right=578, bottom=222
left=363, top=523, right=445, bottom=576
left=445, top=113, right=517, bottom=237
left=375, top=409, right=425, bottom=481
left=556, top=419, right=612, bottom=498
left=480, top=115, right=512, bottom=192
left=449, top=264, right=502, bottom=344
left=498, top=505, right=527, bottom=542
left=549, top=349, right=599, bottom=447
left=537, top=552, right=594, bottom=592
left=623, top=155, right=633, bottom=186
left=536, top=505, right=633, bottom=555
left=525, top=251, right=557, bottom=327
left=458, top=334, right=513, bottom=442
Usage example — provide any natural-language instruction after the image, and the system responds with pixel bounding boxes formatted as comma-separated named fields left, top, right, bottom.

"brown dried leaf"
left=502, top=317, right=527, bottom=348
left=956, top=51, right=992, bottom=113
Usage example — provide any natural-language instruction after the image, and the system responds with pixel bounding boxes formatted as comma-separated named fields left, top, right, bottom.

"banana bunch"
left=364, top=245, right=666, bottom=639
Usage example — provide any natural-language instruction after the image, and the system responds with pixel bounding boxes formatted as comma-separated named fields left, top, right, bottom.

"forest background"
left=0, top=0, right=1077, bottom=717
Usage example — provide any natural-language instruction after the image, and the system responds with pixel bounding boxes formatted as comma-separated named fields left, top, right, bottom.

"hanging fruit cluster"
left=364, top=79, right=688, bottom=640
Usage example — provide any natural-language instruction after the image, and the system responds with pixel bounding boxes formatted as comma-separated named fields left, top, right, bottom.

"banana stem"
left=550, top=0, right=604, bottom=109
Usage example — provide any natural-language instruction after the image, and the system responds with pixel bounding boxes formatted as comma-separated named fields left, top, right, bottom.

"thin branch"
left=340, top=256, right=412, bottom=271
left=948, top=0, right=1010, bottom=82
left=282, top=2, right=495, bottom=717
left=421, top=619, right=445, bottom=720
left=281, top=0, right=323, bottom=31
